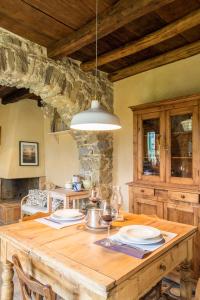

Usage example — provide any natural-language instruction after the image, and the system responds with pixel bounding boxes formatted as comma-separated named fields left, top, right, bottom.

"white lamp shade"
left=70, top=100, right=121, bottom=131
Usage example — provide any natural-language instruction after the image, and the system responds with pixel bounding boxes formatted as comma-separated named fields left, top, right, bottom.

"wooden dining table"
left=0, top=213, right=197, bottom=300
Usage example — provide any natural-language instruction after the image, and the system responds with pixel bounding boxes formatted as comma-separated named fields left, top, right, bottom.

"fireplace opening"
left=0, top=178, right=39, bottom=200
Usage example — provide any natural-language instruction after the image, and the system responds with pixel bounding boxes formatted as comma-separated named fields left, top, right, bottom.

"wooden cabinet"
left=0, top=201, right=21, bottom=225
left=133, top=95, right=199, bottom=185
left=163, top=202, right=198, bottom=225
left=129, top=94, right=200, bottom=277
left=135, top=198, right=163, bottom=218
left=133, top=186, right=154, bottom=196
left=168, top=191, right=199, bottom=203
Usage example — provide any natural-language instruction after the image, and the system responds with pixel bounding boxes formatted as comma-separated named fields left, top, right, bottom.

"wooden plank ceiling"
left=0, top=86, right=42, bottom=106
left=0, top=0, right=199, bottom=81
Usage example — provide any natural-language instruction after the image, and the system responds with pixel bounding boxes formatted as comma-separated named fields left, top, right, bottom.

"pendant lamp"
left=70, top=100, right=121, bottom=131
left=70, top=0, right=121, bottom=131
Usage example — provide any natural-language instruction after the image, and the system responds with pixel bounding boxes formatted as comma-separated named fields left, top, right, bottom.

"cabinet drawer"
left=138, top=241, right=188, bottom=296
left=168, top=191, right=199, bottom=203
left=133, top=187, right=154, bottom=196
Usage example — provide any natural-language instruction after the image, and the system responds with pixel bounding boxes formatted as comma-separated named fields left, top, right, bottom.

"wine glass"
left=110, top=186, right=123, bottom=220
left=89, top=185, right=102, bottom=205
left=101, top=201, right=113, bottom=247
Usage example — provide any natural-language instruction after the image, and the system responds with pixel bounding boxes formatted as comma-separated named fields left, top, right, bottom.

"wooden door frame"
left=135, top=197, right=164, bottom=218
left=137, top=111, right=166, bottom=183
left=166, top=105, right=199, bottom=185
left=163, top=202, right=198, bottom=220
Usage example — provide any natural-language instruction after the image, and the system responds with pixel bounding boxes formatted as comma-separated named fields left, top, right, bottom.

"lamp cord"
left=95, top=0, right=98, bottom=100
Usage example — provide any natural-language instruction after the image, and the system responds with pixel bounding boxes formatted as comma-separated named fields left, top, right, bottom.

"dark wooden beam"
left=48, top=0, right=176, bottom=59
left=81, top=9, right=200, bottom=71
left=1, top=88, right=41, bottom=105
left=108, top=40, right=200, bottom=82
left=0, top=85, right=17, bottom=97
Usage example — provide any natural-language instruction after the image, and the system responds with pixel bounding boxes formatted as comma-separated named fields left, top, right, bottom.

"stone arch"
left=0, top=28, right=113, bottom=197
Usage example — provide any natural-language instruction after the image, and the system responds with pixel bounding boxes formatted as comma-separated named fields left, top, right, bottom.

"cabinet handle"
left=181, top=194, right=185, bottom=199
left=159, top=263, right=167, bottom=272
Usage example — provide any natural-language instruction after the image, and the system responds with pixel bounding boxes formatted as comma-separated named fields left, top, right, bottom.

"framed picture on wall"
left=19, top=141, right=39, bottom=166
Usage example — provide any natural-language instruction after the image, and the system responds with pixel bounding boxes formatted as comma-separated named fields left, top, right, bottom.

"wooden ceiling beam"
left=81, top=9, right=200, bottom=71
left=108, top=40, right=200, bottom=82
left=48, top=0, right=176, bottom=59
left=1, top=88, right=41, bottom=105
left=0, top=85, right=16, bottom=97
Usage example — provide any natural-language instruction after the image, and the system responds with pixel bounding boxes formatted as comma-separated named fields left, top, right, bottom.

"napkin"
left=95, top=238, right=150, bottom=258
left=35, top=217, right=83, bottom=229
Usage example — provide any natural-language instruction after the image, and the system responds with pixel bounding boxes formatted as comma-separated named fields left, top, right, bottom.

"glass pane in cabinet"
left=171, top=113, right=192, bottom=178
left=143, top=118, right=160, bottom=176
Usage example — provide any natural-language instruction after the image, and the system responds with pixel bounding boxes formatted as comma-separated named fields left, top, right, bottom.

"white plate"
left=52, top=209, right=83, bottom=220
left=113, top=233, right=164, bottom=245
left=119, top=225, right=161, bottom=242
left=50, top=215, right=85, bottom=222
left=119, top=234, right=163, bottom=245
left=51, top=214, right=84, bottom=221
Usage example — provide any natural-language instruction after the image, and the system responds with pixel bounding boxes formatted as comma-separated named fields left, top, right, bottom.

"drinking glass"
left=110, top=186, right=123, bottom=220
left=101, top=201, right=113, bottom=246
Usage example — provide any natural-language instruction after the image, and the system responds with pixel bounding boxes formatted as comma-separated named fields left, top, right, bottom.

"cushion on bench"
left=22, top=204, right=48, bottom=215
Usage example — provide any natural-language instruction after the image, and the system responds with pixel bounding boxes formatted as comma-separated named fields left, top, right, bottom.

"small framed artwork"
left=19, top=141, right=39, bottom=166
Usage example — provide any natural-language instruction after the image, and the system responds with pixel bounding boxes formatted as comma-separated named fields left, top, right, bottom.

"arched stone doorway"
left=0, top=28, right=113, bottom=197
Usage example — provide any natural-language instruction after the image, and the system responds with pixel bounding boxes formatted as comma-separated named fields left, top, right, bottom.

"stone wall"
left=0, top=28, right=113, bottom=198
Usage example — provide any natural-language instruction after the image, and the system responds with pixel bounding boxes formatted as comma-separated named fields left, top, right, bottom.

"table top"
left=49, top=187, right=90, bottom=196
left=0, top=213, right=197, bottom=294
left=0, top=200, right=21, bottom=207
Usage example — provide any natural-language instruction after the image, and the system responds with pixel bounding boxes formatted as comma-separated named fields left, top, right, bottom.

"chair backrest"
left=26, top=190, right=49, bottom=208
left=12, top=255, right=55, bottom=300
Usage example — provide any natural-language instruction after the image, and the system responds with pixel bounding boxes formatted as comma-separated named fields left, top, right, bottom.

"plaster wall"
left=44, top=118, right=79, bottom=187
left=113, top=53, right=200, bottom=210
left=0, top=100, right=45, bottom=178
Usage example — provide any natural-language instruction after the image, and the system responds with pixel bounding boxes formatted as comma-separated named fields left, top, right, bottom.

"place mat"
left=95, top=238, right=151, bottom=258
left=35, top=217, right=83, bottom=229
left=95, top=230, right=177, bottom=259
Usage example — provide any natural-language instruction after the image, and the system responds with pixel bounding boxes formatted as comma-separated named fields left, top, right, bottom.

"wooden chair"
left=195, top=279, right=200, bottom=300
left=21, top=212, right=50, bottom=222
left=21, top=191, right=52, bottom=220
left=12, top=255, right=56, bottom=300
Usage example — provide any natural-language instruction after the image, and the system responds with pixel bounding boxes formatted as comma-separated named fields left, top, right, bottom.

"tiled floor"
left=162, top=278, right=196, bottom=300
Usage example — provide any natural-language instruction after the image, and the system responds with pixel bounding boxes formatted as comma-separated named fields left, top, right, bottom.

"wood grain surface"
left=0, top=213, right=197, bottom=299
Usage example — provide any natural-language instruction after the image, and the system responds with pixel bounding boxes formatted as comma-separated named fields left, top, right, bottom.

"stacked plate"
left=115, top=225, right=163, bottom=245
left=50, top=209, right=84, bottom=222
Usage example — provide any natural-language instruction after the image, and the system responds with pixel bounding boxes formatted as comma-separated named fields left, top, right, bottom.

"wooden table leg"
left=64, top=197, right=70, bottom=209
left=73, top=199, right=76, bottom=209
left=1, top=261, right=14, bottom=300
left=180, top=260, right=192, bottom=300
left=195, top=279, right=200, bottom=300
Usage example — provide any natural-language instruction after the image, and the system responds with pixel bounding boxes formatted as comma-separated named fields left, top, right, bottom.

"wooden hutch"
left=128, top=93, right=200, bottom=277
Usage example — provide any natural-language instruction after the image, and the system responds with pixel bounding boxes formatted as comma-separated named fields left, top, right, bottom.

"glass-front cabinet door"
left=138, top=112, right=165, bottom=182
left=166, top=106, right=198, bottom=185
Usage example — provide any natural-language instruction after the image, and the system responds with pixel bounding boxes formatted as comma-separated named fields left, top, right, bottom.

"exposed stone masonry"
left=0, top=28, right=113, bottom=198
